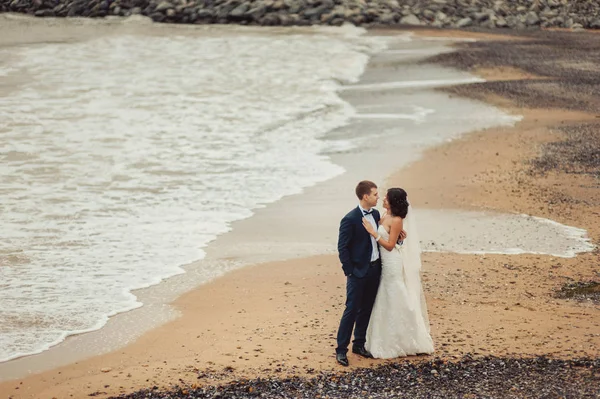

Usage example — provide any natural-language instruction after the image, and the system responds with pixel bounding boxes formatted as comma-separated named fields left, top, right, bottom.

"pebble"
left=2, top=0, right=599, bottom=29
left=107, top=356, right=600, bottom=399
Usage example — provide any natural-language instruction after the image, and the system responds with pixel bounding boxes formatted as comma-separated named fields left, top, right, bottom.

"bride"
left=361, top=188, right=434, bottom=358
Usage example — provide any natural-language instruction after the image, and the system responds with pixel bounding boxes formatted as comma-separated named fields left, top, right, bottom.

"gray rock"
left=330, top=6, right=344, bottom=18
left=329, top=17, right=343, bottom=26
left=131, top=7, right=142, bottom=14
left=481, top=18, right=496, bottom=29
left=35, top=9, right=54, bottom=16
left=526, top=11, right=540, bottom=25
left=495, top=18, right=508, bottom=28
left=216, top=3, right=236, bottom=19
left=287, top=14, right=301, bottom=25
left=303, top=5, right=327, bottom=19
left=410, top=5, right=421, bottom=14
left=554, top=16, right=565, bottom=26
left=565, top=17, right=574, bottom=28
left=279, top=13, right=294, bottom=25
left=150, top=12, right=165, bottom=21
left=166, top=8, right=176, bottom=17
left=53, top=3, right=66, bottom=14
left=196, top=9, right=214, bottom=19
left=399, top=13, right=420, bottom=25
left=548, top=0, right=561, bottom=8
left=319, top=12, right=332, bottom=23
left=350, top=14, right=364, bottom=25
left=456, top=17, right=472, bottom=27
left=541, top=7, right=558, bottom=18
left=260, top=13, right=279, bottom=25
left=229, top=3, right=249, bottom=18
left=284, top=0, right=302, bottom=14
left=591, top=19, right=600, bottom=29
left=422, top=9, right=435, bottom=19
left=155, top=1, right=173, bottom=12
left=270, top=0, right=283, bottom=11
left=379, top=12, right=395, bottom=24
left=188, top=12, right=198, bottom=21
left=385, top=0, right=400, bottom=11
left=515, top=21, right=527, bottom=29
left=529, top=1, right=541, bottom=13
left=473, top=12, right=490, bottom=22
left=320, top=0, right=334, bottom=9
left=435, top=11, right=447, bottom=21
left=344, top=8, right=359, bottom=19
left=365, top=7, right=379, bottom=18
left=247, top=4, right=267, bottom=19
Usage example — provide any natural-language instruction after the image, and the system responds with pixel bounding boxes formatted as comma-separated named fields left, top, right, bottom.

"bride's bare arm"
left=379, top=217, right=403, bottom=251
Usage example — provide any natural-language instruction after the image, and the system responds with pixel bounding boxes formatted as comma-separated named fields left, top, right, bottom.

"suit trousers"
left=335, top=259, right=381, bottom=354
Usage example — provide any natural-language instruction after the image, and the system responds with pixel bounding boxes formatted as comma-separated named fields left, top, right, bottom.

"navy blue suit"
left=336, top=206, right=382, bottom=354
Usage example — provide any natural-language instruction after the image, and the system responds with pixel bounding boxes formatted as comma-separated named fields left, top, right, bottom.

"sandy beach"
left=1, top=25, right=599, bottom=399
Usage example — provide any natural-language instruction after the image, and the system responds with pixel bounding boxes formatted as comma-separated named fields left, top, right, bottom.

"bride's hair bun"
left=387, top=188, right=409, bottom=218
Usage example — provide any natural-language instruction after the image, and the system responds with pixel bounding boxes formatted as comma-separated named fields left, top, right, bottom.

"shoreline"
left=1, top=24, right=599, bottom=399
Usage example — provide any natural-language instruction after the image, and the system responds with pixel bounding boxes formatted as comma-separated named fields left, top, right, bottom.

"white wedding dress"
left=365, top=206, right=434, bottom=358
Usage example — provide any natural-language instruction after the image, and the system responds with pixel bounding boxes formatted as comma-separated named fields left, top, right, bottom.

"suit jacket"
left=337, top=206, right=380, bottom=278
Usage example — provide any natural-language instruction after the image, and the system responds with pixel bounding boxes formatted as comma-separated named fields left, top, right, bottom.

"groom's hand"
left=399, top=229, right=407, bottom=240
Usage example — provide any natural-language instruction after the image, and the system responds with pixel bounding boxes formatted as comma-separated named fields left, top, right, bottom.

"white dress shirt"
left=358, top=204, right=379, bottom=262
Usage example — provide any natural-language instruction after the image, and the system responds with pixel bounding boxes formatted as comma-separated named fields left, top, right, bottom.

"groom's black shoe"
left=352, top=346, right=374, bottom=359
left=336, top=353, right=349, bottom=367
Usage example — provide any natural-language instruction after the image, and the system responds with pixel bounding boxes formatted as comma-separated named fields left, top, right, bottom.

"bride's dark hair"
left=387, top=188, right=409, bottom=218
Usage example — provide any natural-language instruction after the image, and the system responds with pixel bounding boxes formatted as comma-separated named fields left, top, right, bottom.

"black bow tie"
left=363, top=210, right=373, bottom=216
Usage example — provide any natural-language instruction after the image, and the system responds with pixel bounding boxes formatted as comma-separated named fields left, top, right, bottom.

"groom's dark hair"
left=355, top=180, right=377, bottom=200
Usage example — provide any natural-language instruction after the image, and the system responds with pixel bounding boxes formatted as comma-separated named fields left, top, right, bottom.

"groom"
left=335, top=180, right=382, bottom=366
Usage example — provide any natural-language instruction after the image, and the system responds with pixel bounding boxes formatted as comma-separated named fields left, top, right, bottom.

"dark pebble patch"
left=107, top=356, right=600, bottom=399
left=427, top=30, right=600, bottom=113
left=531, top=123, right=600, bottom=178
left=555, top=281, right=600, bottom=303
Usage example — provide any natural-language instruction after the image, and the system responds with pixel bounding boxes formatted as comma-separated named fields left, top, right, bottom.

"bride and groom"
left=335, top=180, right=434, bottom=366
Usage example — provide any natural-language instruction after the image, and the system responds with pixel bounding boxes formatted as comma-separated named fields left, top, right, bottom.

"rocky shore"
left=1, top=0, right=599, bottom=29
left=426, top=29, right=600, bottom=113
left=107, top=356, right=600, bottom=399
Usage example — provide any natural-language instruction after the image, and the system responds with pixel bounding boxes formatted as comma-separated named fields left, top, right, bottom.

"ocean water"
left=0, top=21, right=387, bottom=362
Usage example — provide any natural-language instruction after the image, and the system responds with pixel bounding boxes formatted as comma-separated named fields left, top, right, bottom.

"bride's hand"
left=399, top=229, right=407, bottom=240
left=362, top=218, right=376, bottom=236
